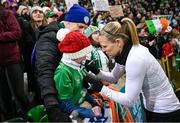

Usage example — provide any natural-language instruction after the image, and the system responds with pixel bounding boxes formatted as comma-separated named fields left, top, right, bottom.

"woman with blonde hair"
left=84, top=18, right=180, bottom=122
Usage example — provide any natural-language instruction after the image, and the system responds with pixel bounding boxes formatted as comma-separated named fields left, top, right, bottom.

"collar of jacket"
left=61, top=57, right=81, bottom=70
left=115, top=41, right=132, bottom=65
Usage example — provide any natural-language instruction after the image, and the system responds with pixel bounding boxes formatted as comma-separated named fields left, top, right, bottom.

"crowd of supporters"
left=0, top=0, right=179, bottom=122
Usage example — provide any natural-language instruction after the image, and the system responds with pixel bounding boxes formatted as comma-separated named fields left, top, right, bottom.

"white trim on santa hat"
left=62, top=45, right=93, bottom=59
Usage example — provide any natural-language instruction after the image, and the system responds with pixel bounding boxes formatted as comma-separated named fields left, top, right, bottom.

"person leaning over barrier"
left=83, top=18, right=180, bottom=122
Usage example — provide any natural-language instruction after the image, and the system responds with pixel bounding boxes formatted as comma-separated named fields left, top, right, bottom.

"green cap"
left=27, top=105, right=48, bottom=122
left=84, top=25, right=99, bottom=38
left=45, top=10, right=57, bottom=18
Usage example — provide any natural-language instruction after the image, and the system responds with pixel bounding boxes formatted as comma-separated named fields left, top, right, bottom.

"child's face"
left=73, top=56, right=87, bottom=64
left=64, top=22, right=88, bottom=33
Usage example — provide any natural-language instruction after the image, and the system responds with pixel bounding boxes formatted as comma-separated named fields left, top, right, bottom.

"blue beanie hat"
left=65, top=4, right=91, bottom=25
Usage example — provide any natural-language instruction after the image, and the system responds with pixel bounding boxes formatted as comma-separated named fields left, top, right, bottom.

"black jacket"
left=35, top=21, right=62, bottom=107
left=16, top=14, right=36, bottom=72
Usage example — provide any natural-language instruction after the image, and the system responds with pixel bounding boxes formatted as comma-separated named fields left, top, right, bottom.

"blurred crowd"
left=0, top=0, right=180, bottom=122
left=2, top=0, right=179, bottom=61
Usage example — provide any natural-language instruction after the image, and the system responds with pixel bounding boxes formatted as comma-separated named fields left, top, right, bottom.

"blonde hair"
left=100, top=18, right=139, bottom=45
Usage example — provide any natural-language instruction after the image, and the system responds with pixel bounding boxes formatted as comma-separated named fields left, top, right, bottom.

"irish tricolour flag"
left=145, top=18, right=170, bottom=35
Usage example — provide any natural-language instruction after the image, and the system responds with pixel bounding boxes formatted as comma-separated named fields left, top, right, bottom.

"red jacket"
left=0, top=6, right=22, bottom=65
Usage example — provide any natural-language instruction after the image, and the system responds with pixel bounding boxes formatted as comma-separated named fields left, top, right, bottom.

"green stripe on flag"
left=145, top=20, right=156, bottom=35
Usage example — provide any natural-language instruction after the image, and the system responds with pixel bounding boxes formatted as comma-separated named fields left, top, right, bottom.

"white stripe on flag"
left=152, top=19, right=162, bottom=34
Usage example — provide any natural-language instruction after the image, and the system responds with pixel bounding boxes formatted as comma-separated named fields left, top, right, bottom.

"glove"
left=83, top=74, right=103, bottom=93
left=85, top=93, right=103, bottom=107
left=85, top=60, right=100, bottom=74
left=46, top=105, right=72, bottom=122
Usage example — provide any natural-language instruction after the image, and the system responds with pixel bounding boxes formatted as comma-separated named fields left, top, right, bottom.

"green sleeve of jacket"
left=54, top=67, right=73, bottom=100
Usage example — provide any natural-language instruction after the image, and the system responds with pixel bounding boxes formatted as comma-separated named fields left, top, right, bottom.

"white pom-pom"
left=56, top=28, right=70, bottom=42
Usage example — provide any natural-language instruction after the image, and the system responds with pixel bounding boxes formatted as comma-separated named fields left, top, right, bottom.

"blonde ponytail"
left=100, top=21, right=129, bottom=42
left=121, top=18, right=139, bottom=44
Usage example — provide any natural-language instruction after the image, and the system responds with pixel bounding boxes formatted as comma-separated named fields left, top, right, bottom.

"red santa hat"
left=58, top=31, right=93, bottom=59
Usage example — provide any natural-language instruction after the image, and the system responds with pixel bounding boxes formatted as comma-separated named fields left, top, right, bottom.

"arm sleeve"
left=97, top=63, right=125, bottom=83
left=54, top=70, right=73, bottom=100
left=59, top=99, right=94, bottom=118
left=0, top=11, right=21, bottom=42
left=35, top=33, right=61, bottom=106
left=100, top=57, right=146, bottom=106
left=56, top=73, right=95, bottom=118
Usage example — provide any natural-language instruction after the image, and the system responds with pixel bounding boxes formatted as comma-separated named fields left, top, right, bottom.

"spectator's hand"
left=46, top=105, right=72, bottom=122
left=83, top=74, right=103, bottom=93
left=85, top=60, right=100, bottom=74
left=149, top=40, right=155, bottom=46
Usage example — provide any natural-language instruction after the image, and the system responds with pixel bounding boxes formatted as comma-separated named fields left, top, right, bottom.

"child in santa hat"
left=54, top=31, right=102, bottom=121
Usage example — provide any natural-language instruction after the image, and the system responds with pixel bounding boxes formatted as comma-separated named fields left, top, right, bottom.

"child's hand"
left=101, top=80, right=110, bottom=86
left=149, top=40, right=155, bottom=46
left=92, top=106, right=102, bottom=117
